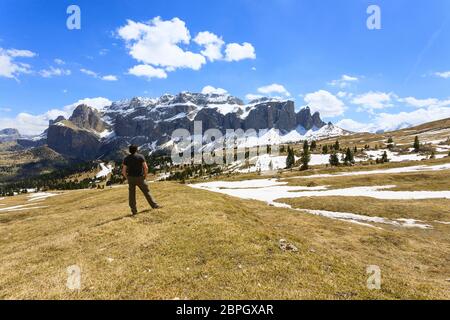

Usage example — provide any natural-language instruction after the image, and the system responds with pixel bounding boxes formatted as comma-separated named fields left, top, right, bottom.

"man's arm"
left=143, top=162, right=149, bottom=179
left=122, top=164, right=128, bottom=179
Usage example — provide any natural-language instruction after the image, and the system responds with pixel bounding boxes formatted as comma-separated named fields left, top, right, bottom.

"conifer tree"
left=414, top=136, right=420, bottom=152
left=286, top=147, right=295, bottom=169
left=300, top=141, right=311, bottom=171
left=344, top=148, right=355, bottom=165
left=334, top=140, right=340, bottom=151
left=329, top=152, right=340, bottom=166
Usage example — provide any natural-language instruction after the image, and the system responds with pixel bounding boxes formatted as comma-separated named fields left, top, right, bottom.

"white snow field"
left=27, top=192, right=59, bottom=202
left=190, top=174, right=450, bottom=228
left=96, top=163, right=113, bottom=178
left=284, top=162, right=450, bottom=180
left=0, top=203, right=49, bottom=212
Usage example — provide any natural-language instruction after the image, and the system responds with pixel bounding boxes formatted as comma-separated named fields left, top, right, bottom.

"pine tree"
left=381, top=151, right=389, bottom=163
left=310, top=140, right=317, bottom=151
left=414, top=136, right=420, bottom=152
left=329, top=152, right=340, bottom=166
left=322, top=145, right=329, bottom=154
left=286, top=147, right=295, bottom=169
left=334, top=140, right=340, bottom=151
left=300, top=141, right=311, bottom=171
left=344, top=148, right=355, bottom=165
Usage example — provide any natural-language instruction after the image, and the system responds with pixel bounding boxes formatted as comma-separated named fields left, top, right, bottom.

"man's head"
left=129, top=145, right=138, bottom=154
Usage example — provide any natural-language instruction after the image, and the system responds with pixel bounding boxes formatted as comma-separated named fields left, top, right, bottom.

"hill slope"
left=1, top=173, right=449, bottom=299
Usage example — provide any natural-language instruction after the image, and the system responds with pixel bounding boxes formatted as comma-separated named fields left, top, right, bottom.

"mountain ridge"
left=13, top=92, right=341, bottom=160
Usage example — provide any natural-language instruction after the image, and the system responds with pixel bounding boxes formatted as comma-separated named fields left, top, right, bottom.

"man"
left=122, top=145, right=160, bottom=215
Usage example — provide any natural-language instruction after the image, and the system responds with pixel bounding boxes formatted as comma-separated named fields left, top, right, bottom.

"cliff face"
left=69, top=104, right=110, bottom=132
left=40, top=92, right=331, bottom=160
left=47, top=120, right=101, bottom=160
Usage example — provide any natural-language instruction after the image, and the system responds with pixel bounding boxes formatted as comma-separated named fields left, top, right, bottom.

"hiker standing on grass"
left=122, top=145, right=160, bottom=215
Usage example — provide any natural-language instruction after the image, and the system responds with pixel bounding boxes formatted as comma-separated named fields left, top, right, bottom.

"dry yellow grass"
left=0, top=176, right=449, bottom=299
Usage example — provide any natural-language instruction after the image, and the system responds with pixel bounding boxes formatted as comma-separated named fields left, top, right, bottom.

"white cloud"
left=0, top=107, right=12, bottom=112
left=80, top=68, right=98, bottom=77
left=329, top=74, right=359, bottom=88
left=0, top=47, right=35, bottom=79
left=337, top=91, right=353, bottom=99
left=224, top=42, right=256, bottom=61
left=6, top=49, right=36, bottom=58
left=335, top=119, right=374, bottom=133
left=337, top=104, right=450, bottom=133
left=128, top=64, right=167, bottom=79
left=303, top=90, right=346, bottom=117
left=194, top=31, right=224, bottom=62
left=351, top=91, right=394, bottom=112
left=81, top=68, right=118, bottom=81
left=117, top=17, right=256, bottom=78
left=398, top=96, right=445, bottom=108
left=39, top=67, right=71, bottom=78
left=54, top=58, right=65, bottom=65
left=201, top=85, right=228, bottom=95
left=101, top=75, right=118, bottom=81
left=118, top=17, right=206, bottom=72
left=0, top=97, right=112, bottom=135
left=257, top=84, right=290, bottom=97
left=434, top=71, right=450, bottom=79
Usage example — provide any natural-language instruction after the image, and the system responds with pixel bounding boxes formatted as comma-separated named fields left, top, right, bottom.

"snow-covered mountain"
left=16, top=92, right=347, bottom=160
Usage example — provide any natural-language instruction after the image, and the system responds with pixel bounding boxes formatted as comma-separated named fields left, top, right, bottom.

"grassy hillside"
left=1, top=171, right=449, bottom=299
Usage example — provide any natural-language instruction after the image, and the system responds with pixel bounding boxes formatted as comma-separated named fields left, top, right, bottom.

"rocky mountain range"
left=10, top=92, right=345, bottom=160
left=0, top=128, right=21, bottom=143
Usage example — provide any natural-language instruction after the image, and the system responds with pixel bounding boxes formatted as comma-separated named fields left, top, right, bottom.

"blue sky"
left=0, top=0, right=449, bottom=135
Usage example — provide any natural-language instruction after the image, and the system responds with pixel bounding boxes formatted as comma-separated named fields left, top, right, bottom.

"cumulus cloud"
left=351, top=91, right=394, bottom=112
left=118, top=17, right=206, bottom=71
left=329, top=74, right=359, bottom=88
left=257, top=84, right=290, bottom=97
left=39, top=67, right=71, bottom=78
left=194, top=31, right=224, bottom=62
left=127, top=64, right=167, bottom=79
left=201, top=85, right=228, bottom=95
left=335, top=118, right=375, bottom=133
left=54, top=58, right=65, bottom=65
left=434, top=71, right=450, bottom=79
left=224, top=42, right=256, bottom=61
left=337, top=104, right=450, bottom=133
left=117, top=17, right=256, bottom=79
left=303, top=90, right=346, bottom=117
left=0, top=97, right=112, bottom=135
left=0, top=47, right=35, bottom=79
